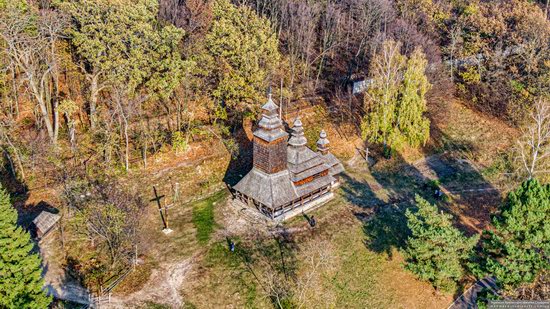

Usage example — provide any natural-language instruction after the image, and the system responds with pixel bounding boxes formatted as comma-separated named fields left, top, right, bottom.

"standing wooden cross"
left=151, top=186, right=168, bottom=230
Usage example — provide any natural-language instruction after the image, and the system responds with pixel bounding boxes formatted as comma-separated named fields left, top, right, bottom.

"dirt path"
left=39, top=233, right=92, bottom=305
left=45, top=280, right=91, bottom=306
left=102, top=255, right=198, bottom=308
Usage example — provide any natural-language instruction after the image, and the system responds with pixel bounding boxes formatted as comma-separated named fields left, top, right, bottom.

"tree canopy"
left=0, top=186, right=51, bottom=308
left=59, top=0, right=186, bottom=126
left=397, top=48, right=431, bottom=148
left=475, top=179, right=550, bottom=290
left=361, top=40, right=431, bottom=155
left=443, top=0, right=550, bottom=122
left=200, top=0, right=281, bottom=123
left=405, top=195, right=479, bottom=292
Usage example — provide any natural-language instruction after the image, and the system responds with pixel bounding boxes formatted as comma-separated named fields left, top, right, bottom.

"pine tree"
left=405, top=195, right=478, bottom=292
left=0, top=186, right=51, bottom=308
left=476, top=179, right=550, bottom=290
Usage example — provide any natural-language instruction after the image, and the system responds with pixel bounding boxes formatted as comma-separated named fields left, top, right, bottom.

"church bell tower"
left=252, top=95, right=288, bottom=174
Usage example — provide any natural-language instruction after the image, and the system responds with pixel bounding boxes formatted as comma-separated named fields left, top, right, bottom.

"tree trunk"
left=143, top=139, right=148, bottom=168
left=35, top=91, right=56, bottom=143
left=123, top=118, right=129, bottom=172
left=51, top=40, right=60, bottom=142
left=10, top=66, right=19, bottom=117
left=53, top=98, right=59, bottom=142
left=29, top=71, right=57, bottom=143
left=65, top=113, right=76, bottom=152
left=69, top=124, right=76, bottom=151
left=176, top=95, right=181, bottom=130
left=89, top=74, right=99, bottom=130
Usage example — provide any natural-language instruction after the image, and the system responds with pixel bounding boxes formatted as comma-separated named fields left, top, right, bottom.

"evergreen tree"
left=405, top=195, right=478, bottom=292
left=0, top=186, right=51, bottom=308
left=476, top=179, right=550, bottom=290
left=362, top=41, right=431, bottom=156
left=203, top=0, right=280, bottom=123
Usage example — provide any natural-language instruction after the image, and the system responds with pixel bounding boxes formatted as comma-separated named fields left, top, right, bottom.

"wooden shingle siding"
left=253, top=136, right=287, bottom=173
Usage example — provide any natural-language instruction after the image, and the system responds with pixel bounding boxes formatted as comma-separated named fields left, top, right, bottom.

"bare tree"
left=294, top=240, right=336, bottom=308
left=238, top=0, right=394, bottom=100
left=159, top=0, right=212, bottom=37
left=339, top=0, right=393, bottom=75
left=314, top=1, right=342, bottom=89
left=110, top=86, right=149, bottom=172
left=283, top=1, right=320, bottom=94
left=65, top=177, right=145, bottom=267
left=447, top=24, right=463, bottom=79
left=0, top=6, right=67, bottom=144
left=515, top=98, right=550, bottom=179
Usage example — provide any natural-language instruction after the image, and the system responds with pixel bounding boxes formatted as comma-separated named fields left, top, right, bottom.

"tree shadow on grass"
left=426, top=123, right=502, bottom=235
left=215, top=229, right=299, bottom=308
left=360, top=150, right=474, bottom=259
left=339, top=160, right=415, bottom=259
left=340, top=173, right=384, bottom=209
left=363, top=202, right=411, bottom=259
left=366, top=124, right=501, bottom=237
left=347, top=104, right=505, bottom=296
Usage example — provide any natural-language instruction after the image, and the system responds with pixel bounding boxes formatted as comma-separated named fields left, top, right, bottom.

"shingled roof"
left=317, top=130, right=345, bottom=176
left=234, top=115, right=342, bottom=210
left=287, top=118, right=333, bottom=185
left=253, top=94, right=288, bottom=142
left=321, top=152, right=345, bottom=176
left=233, top=169, right=299, bottom=208
left=33, top=211, right=61, bottom=237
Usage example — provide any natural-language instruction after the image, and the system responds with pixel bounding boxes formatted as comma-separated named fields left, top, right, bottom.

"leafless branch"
left=515, top=98, right=550, bottom=179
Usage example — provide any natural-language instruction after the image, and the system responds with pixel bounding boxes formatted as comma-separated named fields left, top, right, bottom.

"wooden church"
left=233, top=95, right=344, bottom=220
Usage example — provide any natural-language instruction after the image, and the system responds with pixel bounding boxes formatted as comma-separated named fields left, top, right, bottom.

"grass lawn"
left=293, top=197, right=452, bottom=309
left=112, top=189, right=229, bottom=296
left=191, top=190, right=226, bottom=244
left=181, top=191, right=452, bottom=308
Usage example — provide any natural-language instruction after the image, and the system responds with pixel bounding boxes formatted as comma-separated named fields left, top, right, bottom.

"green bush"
left=172, top=131, right=188, bottom=155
